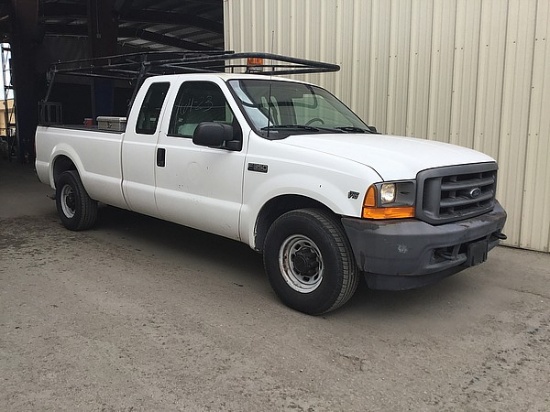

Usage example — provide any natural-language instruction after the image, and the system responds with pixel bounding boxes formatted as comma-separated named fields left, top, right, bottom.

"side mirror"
left=193, top=122, right=241, bottom=151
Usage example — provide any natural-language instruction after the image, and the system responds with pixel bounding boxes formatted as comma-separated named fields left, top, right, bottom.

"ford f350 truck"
left=35, top=52, right=507, bottom=314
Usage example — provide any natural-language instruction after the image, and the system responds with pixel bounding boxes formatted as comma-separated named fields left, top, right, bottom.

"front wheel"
left=263, top=209, right=359, bottom=315
left=55, top=170, right=98, bottom=231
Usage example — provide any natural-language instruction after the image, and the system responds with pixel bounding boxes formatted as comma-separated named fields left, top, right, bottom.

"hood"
left=280, top=133, right=495, bottom=181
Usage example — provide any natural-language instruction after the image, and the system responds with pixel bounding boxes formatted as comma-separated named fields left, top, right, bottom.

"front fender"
left=240, top=165, right=380, bottom=249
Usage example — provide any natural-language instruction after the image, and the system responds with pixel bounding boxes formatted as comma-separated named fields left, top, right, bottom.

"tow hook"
left=493, top=231, right=507, bottom=241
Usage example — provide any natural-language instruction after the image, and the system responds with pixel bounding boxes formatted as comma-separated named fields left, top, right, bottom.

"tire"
left=55, top=170, right=98, bottom=231
left=263, top=209, right=359, bottom=315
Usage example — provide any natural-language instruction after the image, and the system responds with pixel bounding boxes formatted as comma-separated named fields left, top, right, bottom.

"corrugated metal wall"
left=224, top=0, right=550, bottom=252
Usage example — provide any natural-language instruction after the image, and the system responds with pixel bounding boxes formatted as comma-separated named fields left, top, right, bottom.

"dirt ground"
left=1, top=161, right=549, bottom=411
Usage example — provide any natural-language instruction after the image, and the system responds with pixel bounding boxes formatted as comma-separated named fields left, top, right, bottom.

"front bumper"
left=341, top=202, right=507, bottom=290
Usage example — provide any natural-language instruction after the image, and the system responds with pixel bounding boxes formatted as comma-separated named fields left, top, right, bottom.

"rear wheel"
left=55, top=170, right=98, bottom=231
left=263, top=209, right=359, bottom=315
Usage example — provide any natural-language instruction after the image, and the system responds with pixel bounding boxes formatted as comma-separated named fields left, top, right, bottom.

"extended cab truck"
left=35, top=53, right=507, bottom=315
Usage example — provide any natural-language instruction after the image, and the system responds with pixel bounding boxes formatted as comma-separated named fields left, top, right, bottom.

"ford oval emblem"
left=469, top=187, right=482, bottom=199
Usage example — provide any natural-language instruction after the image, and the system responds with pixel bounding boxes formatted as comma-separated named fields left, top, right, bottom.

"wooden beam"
left=41, top=2, right=223, bottom=35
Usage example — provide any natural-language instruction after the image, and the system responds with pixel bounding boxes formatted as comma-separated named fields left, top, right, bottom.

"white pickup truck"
left=35, top=53, right=506, bottom=314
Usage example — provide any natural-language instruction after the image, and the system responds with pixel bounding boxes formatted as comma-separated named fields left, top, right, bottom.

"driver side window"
left=168, top=81, right=235, bottom=138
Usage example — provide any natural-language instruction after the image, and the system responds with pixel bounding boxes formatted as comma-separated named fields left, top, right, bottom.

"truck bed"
left=35, top=125, right=127, bottom=209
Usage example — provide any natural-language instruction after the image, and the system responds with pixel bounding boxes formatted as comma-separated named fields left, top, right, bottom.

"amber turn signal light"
left=362, top=206, right=415, bottom=219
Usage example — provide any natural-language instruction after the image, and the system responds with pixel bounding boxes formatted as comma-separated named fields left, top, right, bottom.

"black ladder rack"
left=42, top=51, right=340, bottom=119
left=48, top=51, right=340, bottom=80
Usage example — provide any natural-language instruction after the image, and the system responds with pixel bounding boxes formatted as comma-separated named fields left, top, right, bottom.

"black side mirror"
left=193, top=122, right=241, bottom=151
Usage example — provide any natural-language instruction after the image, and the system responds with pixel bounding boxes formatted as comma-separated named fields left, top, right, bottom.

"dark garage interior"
left=0, top=0, right=224, bottom=163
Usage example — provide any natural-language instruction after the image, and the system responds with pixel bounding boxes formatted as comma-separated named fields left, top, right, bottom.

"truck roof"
left=142, top=72, right=314, bottom=83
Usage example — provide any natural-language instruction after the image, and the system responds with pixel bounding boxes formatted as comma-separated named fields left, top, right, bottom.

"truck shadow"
left=95, top=205, right=477, bottom=317
left=96, top=204, right=265, bottom=279
left=341, top=272, right=478, bottom=319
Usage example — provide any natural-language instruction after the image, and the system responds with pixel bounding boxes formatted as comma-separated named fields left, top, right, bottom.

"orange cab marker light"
left=247, top=57, right=264, bottom=66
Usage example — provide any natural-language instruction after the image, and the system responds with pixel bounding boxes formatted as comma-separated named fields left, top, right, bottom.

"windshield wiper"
left=334, top=126, right=376, bottom=134
left=261, top=124, right=320, bottom=132
left=260, top=124, right=379, bottom=135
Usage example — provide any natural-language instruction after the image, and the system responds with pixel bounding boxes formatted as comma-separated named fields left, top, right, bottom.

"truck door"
left=122, top=81, right=170, bottom=217
left=154, top=80, right=246, bottom=240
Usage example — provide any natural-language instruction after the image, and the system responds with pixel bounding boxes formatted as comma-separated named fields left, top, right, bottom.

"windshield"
left=227, top=79, right=374, bottom=139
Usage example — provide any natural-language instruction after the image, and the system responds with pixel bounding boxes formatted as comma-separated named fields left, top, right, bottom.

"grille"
left=416, top=163, right=497, bottom=225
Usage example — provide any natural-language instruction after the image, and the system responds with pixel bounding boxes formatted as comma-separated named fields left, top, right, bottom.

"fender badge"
left=247, top=163, right=268, bottom=173
left=348, top=191, right=359, bottom=200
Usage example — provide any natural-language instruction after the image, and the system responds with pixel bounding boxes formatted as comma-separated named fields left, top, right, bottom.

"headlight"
left=362, top=181, right=416, bottom=219
left=380, top=183, right=396, bottom=204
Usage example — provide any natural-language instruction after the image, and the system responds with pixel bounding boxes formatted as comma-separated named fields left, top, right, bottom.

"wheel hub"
left=66, top=192, right=75, bottom=210
left=278, top=234, right=324, bottom=293
left=292, top=248, right=320, bottom=275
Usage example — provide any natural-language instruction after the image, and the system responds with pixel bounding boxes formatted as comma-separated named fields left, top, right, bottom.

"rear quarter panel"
left=35, top=126, right=127, bottom=208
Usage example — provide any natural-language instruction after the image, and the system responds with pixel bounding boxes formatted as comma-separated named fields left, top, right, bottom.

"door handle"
left=157, top=148, right=166, bottom=167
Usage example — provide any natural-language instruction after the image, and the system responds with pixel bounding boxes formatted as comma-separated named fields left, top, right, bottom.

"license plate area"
left=466, top=239, right=488, bottom=267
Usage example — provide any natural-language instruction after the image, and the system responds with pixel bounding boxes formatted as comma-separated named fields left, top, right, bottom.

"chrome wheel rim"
left=60, top=184, right=76, bottom=218
left=278, top=234, right=324, bottom=293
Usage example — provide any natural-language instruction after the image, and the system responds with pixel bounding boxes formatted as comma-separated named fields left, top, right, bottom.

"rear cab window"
left=136, top=82, right=170, bottom=135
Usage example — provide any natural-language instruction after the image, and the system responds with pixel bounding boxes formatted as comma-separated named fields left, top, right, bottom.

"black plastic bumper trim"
left=341, top=201, right=507, bottom=290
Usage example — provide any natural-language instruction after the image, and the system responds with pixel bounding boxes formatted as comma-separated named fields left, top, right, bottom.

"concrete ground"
left=1, top=159, right=549, bottom=411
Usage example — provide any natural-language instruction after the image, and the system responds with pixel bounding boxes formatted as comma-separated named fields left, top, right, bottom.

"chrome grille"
left=416, top=163, right=497, bottom=224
